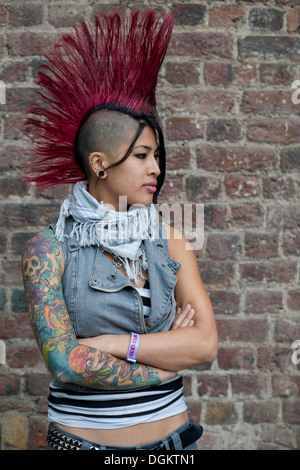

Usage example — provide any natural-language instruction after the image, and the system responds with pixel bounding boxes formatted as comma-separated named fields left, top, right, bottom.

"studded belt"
left=46, top=422, right=203, bottom=451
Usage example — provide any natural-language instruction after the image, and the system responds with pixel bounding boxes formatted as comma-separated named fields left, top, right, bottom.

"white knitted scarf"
left=55, top=181, right=160, bottom=283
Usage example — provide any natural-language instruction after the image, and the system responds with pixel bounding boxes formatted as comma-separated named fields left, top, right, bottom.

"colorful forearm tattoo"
left=22, top=229, right=161, bottom=390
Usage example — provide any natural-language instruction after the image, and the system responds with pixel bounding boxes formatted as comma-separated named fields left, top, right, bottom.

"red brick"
left=199, top=261, right=235, bottom=287
left=166, top=117, right=204, bottom=141
left=205, top=62, right=232, bottom=86
left=209, top=5, right=246, bottom=28
left=186, top=175, right=221, bottom=201
left=282, top=399, right=300, bottom=423
left=272, top=374, right=300, bottom=397
left=5, top=87, right=37, bottom=113
left=247, top=118, right=300, bottom=143
left=260, top=426, right=295, bottom=449
left=7, top=344, right=43, bottom=368
left=0, top=144, right=30, bottom=169
left=267, top=205, right=300, bottom=230
left=166, top=61, right=199, bottom=86
left=240, top=261, right=297, bottom=284
left=2, top=260, right=23, bottom=284
left=169, top=32, right=233, bottom=58
left=257, top=347, right=294, bottom=373
left=238, top=35, right=300, bottom=62
left=0, top=203, right=60, bottom=228
left=242, top=90, right=298, bottom=115
left=27, top=416, right=48, bottom=450
left=157, top=88, right=235, bottom=114
left=217, top=319, right=268, bottom=342
left=48, top=4, right=89, bottom=27
left=3, top=115, right=23, bottom=139
left=0, top=4, right=5, bottom=26
left=0, top=373, right=20, bottom=395
left=276, top=319, right=300, bottom=343
left=172, top=3, right=206, bottom=25
left=206, top=234, right=241, bottom=260
left=158, top=174, right=183, bottom=201
left=207, top=119, right=242, bottom=142
left=263, top=177, right=295, bottom=199
left=166, top=146, right=191, bottom=170
left=230, top=204, right=264, bottom=228
left=209, top=290, right=240, bottom=315
left=231, top=373, right=268, bottom=397
left=245, top=232, right=279, bottom=258
left=92, top=4, right=127, bottom=17
left=259, top=63, right=296, bottom=85
left=197, top=375, right=229, bottom=397
left=25, top=373, right=51, bottom=396
left=243, top=401, right=279, bottom=423
left=287, top=290, right=300, bottom=311
left=7, top=32, right=56, bottom=56
left=205, top=401, right=238, bottom=425
left=185, top=402, right=202, bottom=424
left=7, top=3, right=44, bottom=27
left=233, top=62, right=258, bottom=85
left=280, top=147, right=300, bottom=171
left=0, top=176, right=29, bottom=198
left=0, top=315, right=33, bottom=339
left=204, top=204, right=227, bottom=229
left=286, top=7, right=300, bottom=31
left=218, top=347, right=255, bottom=370
left=0, top=61, right=28, bottom=82
left=225, top=175, right=260, bottom=198
left=249, top=8, right=284, bottom=31
left=197, top=145, right=277, bottom=172
left=246, top=290, right=283, bottom=314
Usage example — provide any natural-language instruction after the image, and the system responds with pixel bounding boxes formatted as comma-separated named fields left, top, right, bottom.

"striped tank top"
left=48, top=278, right=187, bottom=429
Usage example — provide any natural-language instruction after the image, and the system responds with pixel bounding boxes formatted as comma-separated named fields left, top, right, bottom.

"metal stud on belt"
left=47, top=424, right=83, bottom=450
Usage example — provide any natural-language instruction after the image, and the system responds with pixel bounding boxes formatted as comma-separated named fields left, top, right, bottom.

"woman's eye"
left=135, top=153, right=147, bottom=159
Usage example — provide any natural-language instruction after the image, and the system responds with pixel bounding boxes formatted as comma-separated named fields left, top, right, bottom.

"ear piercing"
left=88, top=155, right=106, bottom=178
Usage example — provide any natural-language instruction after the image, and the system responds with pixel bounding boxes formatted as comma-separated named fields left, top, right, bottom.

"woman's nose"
left=147, top=154, right=161, bottom=176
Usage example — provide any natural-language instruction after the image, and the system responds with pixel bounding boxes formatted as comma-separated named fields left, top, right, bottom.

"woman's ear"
left=89, top=152, right=108, bottom=179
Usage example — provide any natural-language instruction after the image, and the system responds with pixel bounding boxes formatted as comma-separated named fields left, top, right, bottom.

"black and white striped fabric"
left=48, top=375, right=186, bottom=429
left=136, top=278, right=151, bottom=318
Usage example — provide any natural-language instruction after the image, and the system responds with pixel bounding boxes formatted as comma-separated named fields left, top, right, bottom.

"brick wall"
left=0, top=0, right=299, bottom=450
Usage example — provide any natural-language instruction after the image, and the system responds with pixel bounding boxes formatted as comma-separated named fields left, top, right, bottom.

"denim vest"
left=50, top=217, right=181, bottom=338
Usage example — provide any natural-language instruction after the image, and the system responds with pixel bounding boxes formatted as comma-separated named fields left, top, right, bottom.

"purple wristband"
left=126, top=332, right=140, bottom=363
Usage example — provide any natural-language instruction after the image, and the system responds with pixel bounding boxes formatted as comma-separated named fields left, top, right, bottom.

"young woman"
left=22, top=11, right=218, bottom=451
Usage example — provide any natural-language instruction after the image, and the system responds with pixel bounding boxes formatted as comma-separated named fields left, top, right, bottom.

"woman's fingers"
left=171, top=304, right=195, bottom=329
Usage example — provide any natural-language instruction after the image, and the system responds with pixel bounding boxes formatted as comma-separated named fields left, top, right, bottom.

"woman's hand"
left=170, top=304, right=195, bottom=330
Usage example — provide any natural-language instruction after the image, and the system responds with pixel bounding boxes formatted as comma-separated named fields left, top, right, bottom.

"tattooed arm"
left=22, top=229, right=173, bottom=390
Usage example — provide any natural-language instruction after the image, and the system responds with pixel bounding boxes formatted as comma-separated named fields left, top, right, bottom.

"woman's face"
left=90, top=125, right=161, bottom=210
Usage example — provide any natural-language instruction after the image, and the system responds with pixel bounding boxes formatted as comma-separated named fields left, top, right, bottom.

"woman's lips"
left=143, top=183, right=157, bottom=192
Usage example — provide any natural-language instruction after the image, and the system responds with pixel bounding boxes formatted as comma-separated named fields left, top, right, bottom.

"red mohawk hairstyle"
left=22, top=10, right=174, bottom=187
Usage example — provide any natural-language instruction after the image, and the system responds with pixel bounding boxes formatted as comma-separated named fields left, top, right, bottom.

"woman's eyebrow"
left=133, top=145, right=159, bottom=152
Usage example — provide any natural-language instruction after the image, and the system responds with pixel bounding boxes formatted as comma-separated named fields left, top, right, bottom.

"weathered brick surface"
left=0, top=0, right=299, bottom=451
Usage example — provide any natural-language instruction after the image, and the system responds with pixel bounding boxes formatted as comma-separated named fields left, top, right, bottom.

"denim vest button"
left=107, top=273, right=118, bottom=282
